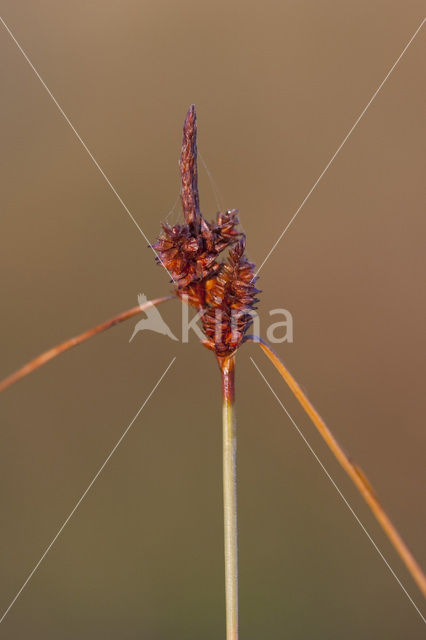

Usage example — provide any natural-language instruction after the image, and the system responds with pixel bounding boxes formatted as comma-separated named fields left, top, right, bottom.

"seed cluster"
left=152, top=209, right=240, bottom=289
left=202, top=237, right=259, bottom=356
left=152, top=105, right=259, bottom=357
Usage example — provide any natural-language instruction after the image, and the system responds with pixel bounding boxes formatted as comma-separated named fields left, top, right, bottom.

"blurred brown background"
left=0, top=1, right=425, bottom=638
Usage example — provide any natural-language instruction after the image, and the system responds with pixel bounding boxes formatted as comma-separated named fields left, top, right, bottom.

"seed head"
left=153, top=105, right=260, bottom=357
left=202, top=237, right=259, bottom=356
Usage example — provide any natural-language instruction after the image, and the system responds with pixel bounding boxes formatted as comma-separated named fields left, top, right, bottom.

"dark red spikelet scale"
left=152, top=105, right=260, bottom=357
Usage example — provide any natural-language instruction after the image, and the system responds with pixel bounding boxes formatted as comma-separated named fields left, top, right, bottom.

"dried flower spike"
left=179, top=104, right=201, bottom=228
left=202, top=237, right=259, bottom=357
left=152, top=105, right=260, bottom=358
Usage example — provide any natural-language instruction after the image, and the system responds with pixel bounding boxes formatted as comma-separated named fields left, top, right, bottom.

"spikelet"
left=152, top=210, right=242, bottom=289
left=202, top=237, right=259, bottom=356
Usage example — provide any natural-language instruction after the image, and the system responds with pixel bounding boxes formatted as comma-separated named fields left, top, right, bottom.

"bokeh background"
left=0, top=1, right=425, bottom=638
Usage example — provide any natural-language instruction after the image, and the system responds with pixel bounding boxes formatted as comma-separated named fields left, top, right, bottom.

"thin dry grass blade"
left=246, top=335, right=426, bottom=598
left=0, top=296, right=173, bottom=394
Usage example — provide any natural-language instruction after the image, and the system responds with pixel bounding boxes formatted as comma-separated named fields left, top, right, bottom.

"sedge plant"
left=1, top=105, right=425, bottom=637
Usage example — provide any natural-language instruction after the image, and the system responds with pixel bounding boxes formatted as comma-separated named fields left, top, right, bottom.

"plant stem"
left=220, top=354, right=238, bottom=640
left=247, top=336, right=426, bottom=597
left=0, top=296, right=173, bottom=394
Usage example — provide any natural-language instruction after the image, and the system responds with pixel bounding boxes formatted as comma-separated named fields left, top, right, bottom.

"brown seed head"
left=202, top=237, right=259, bottom=356
left=153, top=105, right=260, bottom=357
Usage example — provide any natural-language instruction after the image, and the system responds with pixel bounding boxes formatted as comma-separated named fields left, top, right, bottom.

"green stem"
left=220, top=354, right=238, bottom=640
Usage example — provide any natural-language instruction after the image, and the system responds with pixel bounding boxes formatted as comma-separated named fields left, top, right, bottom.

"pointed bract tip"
left=184, top=104, right=196, bottom=126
